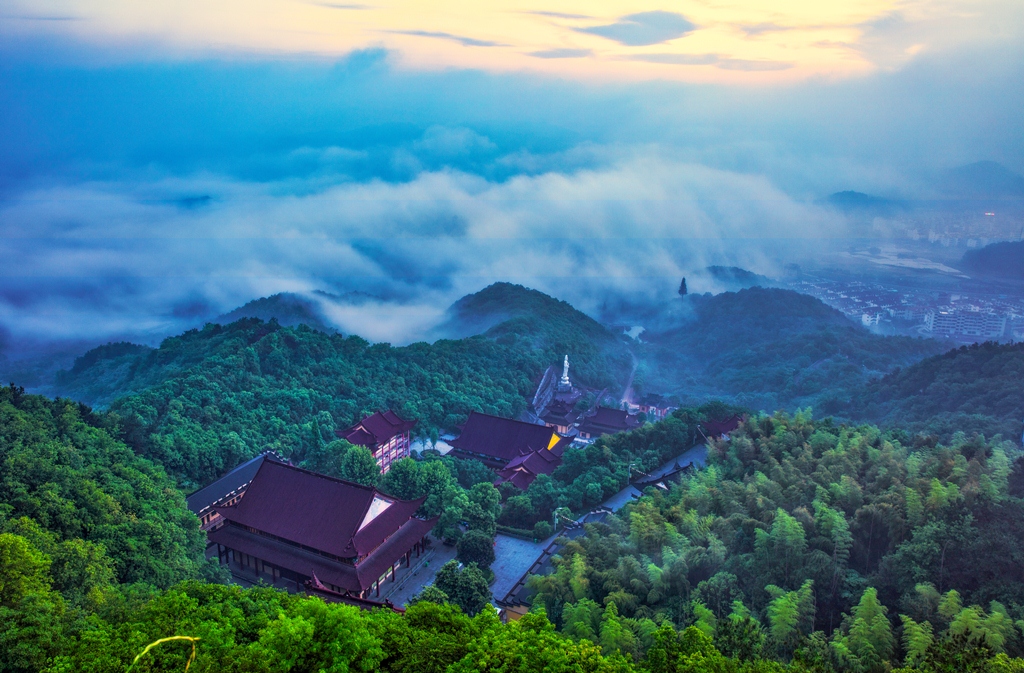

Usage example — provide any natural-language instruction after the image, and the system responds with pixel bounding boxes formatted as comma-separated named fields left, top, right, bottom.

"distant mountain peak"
left=941, top=161, right=1024, bottom=199
left=824, top=191, right=906, bottom=214
left=217, top=292, right=338, bottom=333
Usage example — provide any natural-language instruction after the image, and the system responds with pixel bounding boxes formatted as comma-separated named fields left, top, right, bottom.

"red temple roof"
left=702, top=414, right=743, bottom=437
left=214, top=460, right=426, bottom=559
left=578, top=406, right=641, bottom=437
left=209, top=514, right=434, bottom=593
left=450, top=411, right=562, bottom=463
left=338, top=410, right=416, bottom=450
left=495, top=443, right=564, bottom=490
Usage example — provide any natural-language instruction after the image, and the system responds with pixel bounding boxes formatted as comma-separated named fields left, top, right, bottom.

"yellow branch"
left=127, top=636, right=200, bottom=672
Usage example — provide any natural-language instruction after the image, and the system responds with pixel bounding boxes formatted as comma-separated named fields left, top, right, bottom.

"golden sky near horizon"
left=1, top=0, right=1016, bottom=82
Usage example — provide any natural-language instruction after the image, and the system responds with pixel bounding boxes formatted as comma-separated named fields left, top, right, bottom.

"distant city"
left=794, top=275, right=1024, bottom=343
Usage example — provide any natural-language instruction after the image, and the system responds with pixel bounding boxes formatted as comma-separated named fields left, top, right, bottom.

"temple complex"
left=337, top=410, right=416, bottom=473
left=208, top=460, right=435, bottom=599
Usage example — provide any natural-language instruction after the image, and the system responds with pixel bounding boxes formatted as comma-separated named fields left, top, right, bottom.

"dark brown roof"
left=702, top=415, right=742, bottom=437
left=338, top=410, right=416, bottom=449
left=496, top=445, right=564, bottom=490
left=578, top=406, right=640, bottom=437
left=186, top=451, right=286, bottom=515
left=450, top=411, right=559, bottom=463
left=541, top=399, right=579, bottom=427
left=214, top=460, right=426, bottom=558
left=305, top=576, right=405, bottom=612
left=208, top=514, right=435, bottom=593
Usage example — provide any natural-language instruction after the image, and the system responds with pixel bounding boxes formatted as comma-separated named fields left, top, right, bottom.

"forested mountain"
left=960, top=241, right=1024, bottom=280
left=0, top=386, right=211, bottom=627
left=56, top=319, right=547, bottom=488
left=42, top=284, right=957, bottom=491
left=851, top=341, right=1024, bottom=442
left=640, top=288, right=943, bottom=412
left=438, top=282, right=633, bottom=389
left=216, top=292, right=339, bottom=333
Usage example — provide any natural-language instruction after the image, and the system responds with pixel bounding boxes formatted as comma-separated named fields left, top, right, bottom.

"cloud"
left=622, top=53, right=790, bottom=70
left=715, top=59, right=793, bottom=71
left=308, top=2, right=372, bottom=9
left=387, top=30, right=508, bottom=48
left=737, top=22, right=790, bottom=36
left=577, top=11, right=696, bottom=46
left=530, top=48, right=592, bottom=59
left=623, top=53, right=718, bottom=65
left=522, top=11, right=592, bottom=20
left=0, top=155, right=843, bottom=347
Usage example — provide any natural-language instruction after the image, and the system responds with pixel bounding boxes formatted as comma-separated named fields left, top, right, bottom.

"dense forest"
left=528, top=411, right=1024, bottom=669
left=46, top=283, right=634, bottom=489
left=5, top=387, right=1024, bottom=671
left=6, top=282, right=1024, bottom=671
left=851, top=341, right=1024, bottom=442
left=50, top=319, right=541, bottom=488
left=640, top=288, right=943, bottom=413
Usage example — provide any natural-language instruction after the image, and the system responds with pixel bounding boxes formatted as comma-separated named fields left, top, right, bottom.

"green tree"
left=900, top=615, right=934, bottom=668
left=0, top=533, right=67, bottom=673
left=433, top=561, right=492, bottom=617
left=340, top=445, right=381, bottom=487
left=841, top=587, right=894, bottom=672
left=457, top=531, right=496, bottom=570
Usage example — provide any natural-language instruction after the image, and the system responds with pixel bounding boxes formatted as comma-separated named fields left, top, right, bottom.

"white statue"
left=559, top=355, right=571, bottom=388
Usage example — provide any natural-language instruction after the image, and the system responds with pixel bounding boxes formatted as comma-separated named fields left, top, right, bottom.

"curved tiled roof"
left=338, top=410, right=416, bottom=449
left=450, top=411, right=559, bottom=463
left=214, top=460, right=425, bottom=558
left=185, top=451, right=285, bottom=515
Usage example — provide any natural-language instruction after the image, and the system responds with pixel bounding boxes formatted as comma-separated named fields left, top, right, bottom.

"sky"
left=0, top=0, right=1022, bottom=350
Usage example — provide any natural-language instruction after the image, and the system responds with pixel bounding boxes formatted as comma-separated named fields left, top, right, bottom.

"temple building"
left=636, top=394, right=675, bottom=422
left=701, top=414, right=743, bottom=439
left=449, top=411, right=571, bottom=489
left=186, top=451, right=286, bottom=531
left=337, top=410, right=416, bottom=474
left=576, top=406, right=642, bottom=443
left=209, top=460, right=435, bottom=599
left=540, top=399, right=579, bottom=436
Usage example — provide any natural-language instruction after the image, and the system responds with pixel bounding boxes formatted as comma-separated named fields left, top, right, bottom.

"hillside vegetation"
left=5, top=393, right=1024, bottom=671
left=961, top=241, right=1024, bottom=280
left=641, top=288, right=943, bottom=412
left=532, top=411, right=1024, bottom=668
left=851, top=341, right=1024, bottom=442
left=439, top=282, right=633, bottom=389
left=0, top=385, right=210, bottom=608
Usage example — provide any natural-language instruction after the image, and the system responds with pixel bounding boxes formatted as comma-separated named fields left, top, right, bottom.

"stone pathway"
left=381, top=536, right=459, bottom=606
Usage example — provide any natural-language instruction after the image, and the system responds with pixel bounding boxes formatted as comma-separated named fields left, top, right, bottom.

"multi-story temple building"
left=337, top=410, right=416, bottom=474
left=540, top=399, right=579, bottom=436
left=208, top=460, right=435, bottom=599
left=449, top=411, right=571, bottom=489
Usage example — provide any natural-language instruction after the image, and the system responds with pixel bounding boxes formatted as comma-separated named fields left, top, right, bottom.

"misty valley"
left=3, top=244, right=1024, bottom=672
